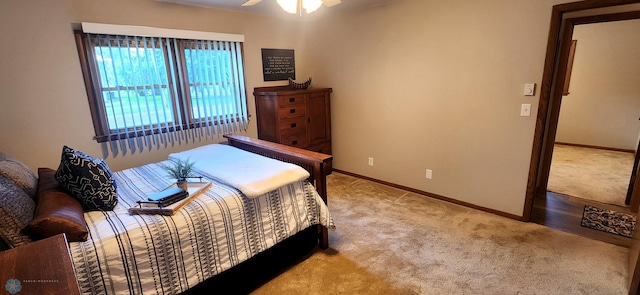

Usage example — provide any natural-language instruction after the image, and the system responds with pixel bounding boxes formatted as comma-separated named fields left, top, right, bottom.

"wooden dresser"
left=254, top=86, right=332, bottom=170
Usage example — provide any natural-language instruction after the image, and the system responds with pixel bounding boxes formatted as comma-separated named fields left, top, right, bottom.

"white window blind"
left=75, top=25, right=248, bottom=154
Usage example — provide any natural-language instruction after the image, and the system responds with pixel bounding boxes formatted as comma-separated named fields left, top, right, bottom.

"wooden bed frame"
left=1, top=134, right=332, bottom=293
left=181, top=134, right=333, bottom=293
left=224, top=134, right=332, bottom=249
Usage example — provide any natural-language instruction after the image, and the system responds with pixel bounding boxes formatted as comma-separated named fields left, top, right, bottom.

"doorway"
left=522, top=1, right=640, bottom=294
left=523, top=2, right=640, bottom=222
left=528, top=11, right=640, bottom=239
left=525, top=8, right=640, bottom=245
left=545, top=19, right=640, bottom=209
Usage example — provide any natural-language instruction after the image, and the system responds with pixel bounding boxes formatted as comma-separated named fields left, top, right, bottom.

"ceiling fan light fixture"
left=302, top=0, right=322, bottom=13
left=321, top=0, right=341, bottom=7
left=276, top=0, right=298, bottom=14
left=241, top=0, right=262, bottom=6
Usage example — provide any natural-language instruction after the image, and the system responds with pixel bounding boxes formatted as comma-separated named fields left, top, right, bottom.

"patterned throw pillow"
left=54, top=146, right=118, bottom=211
left=0, top=175, right=35, bottom=248
left=0, top=152, right=38, bottom=200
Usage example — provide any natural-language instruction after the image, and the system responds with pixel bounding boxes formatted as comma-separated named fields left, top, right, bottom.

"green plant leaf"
left=158, top=158, right=197, bottom=181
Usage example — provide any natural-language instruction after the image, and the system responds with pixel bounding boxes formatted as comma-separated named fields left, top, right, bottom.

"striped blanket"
left=68, top=161, right=334, bottom=295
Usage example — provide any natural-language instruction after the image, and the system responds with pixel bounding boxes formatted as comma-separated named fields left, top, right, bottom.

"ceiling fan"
left=242, top=0, right=342, bottom=14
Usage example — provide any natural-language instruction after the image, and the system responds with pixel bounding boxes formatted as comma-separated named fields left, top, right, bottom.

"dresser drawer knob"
left=291, top=123, right=297, bottom=128
left=289, top=109, right=296, bottom=114
left=289, top=97, right=295, bottom=102
left=292, top=140, right=298, bottom=145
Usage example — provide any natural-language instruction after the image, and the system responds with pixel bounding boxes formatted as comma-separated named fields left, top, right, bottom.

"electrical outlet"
left=368, top=157, right=374, bottom=166
left=426, top=169, right=433, bottom=179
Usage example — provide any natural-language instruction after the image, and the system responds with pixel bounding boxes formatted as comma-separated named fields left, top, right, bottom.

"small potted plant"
left=158, top=158, right=197, bottom=191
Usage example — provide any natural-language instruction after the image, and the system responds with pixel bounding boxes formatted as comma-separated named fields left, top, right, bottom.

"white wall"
left=298, top=0, right=569, bottom=216
left=0, top=0, right=582, bottom=217
left=556, top=20, right=640, bottom=150
left=0, top=0, right=310, bottom=172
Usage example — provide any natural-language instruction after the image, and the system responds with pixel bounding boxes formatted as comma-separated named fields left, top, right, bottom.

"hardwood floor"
left=531, top=191, right=633, bottom=248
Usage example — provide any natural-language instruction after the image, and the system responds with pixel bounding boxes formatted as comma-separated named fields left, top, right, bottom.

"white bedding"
left=168, top=144, right=310, bottom=198
left=69, top=160, right=334, bottom=295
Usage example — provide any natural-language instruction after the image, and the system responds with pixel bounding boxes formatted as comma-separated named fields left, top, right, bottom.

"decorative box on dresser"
left=254, top=86, right=332, bottom=172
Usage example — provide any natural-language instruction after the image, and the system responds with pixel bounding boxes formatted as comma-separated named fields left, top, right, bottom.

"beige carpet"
left=252, top=173, right=628, bottom=294
left=548, top=144, right=635, bottom=207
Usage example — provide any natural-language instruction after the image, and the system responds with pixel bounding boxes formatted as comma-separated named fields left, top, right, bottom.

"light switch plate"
left=521, top=104, right=532, bottom=116
left=524, top=83, right=536, bottom=96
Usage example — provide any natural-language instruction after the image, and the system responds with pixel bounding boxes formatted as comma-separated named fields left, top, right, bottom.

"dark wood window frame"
left=74, top=31, right=249, bottom=143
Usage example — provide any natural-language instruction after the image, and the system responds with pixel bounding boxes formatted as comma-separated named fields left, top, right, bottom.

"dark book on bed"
left=141, top=187, right=189, bottom=207
left=148, top=187, right=186, bottom=201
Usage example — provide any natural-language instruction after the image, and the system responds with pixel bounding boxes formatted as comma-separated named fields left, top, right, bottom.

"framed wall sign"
left=261, top=48, right=295, bottom=81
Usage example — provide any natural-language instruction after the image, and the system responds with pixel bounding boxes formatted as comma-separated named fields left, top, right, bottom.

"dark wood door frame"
left=541, top=11, right=640, bottom=213
left=522, top=2, right=640, bottom=294
left=522, top=0, right=640, bottom=222
left=625, top=138, right=640, bottom=205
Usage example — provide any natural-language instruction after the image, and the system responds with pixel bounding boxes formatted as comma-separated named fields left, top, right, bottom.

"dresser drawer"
left=281, top=133, right=309, bottom=148
left=278, top=104, right=306, bottom=119
left=279, top=117, right=307, bottom=137
left=277, top=94, right=306, bottom=107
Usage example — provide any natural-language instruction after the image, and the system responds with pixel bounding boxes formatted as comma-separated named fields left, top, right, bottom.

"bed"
left=0, top=134, right=334, bottom=294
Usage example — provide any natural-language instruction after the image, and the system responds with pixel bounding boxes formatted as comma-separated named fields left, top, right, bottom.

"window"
left=75, top=26, right=248, bottom=147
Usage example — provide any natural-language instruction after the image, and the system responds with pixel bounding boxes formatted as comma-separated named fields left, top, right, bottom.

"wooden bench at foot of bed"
left=224, top=134, right=332, bottom=249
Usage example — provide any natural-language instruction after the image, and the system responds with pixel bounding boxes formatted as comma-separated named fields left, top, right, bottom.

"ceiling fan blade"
left=241, top=0, right=262, bottom=6
left=321, top=0, right=341, bottom=7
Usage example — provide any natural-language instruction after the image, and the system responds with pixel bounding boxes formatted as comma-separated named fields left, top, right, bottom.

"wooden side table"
left=0, top=234, right=80, bottom=295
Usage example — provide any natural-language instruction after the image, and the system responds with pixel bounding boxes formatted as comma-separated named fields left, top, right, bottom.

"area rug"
left=580, top=205, right=636, bottom=238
